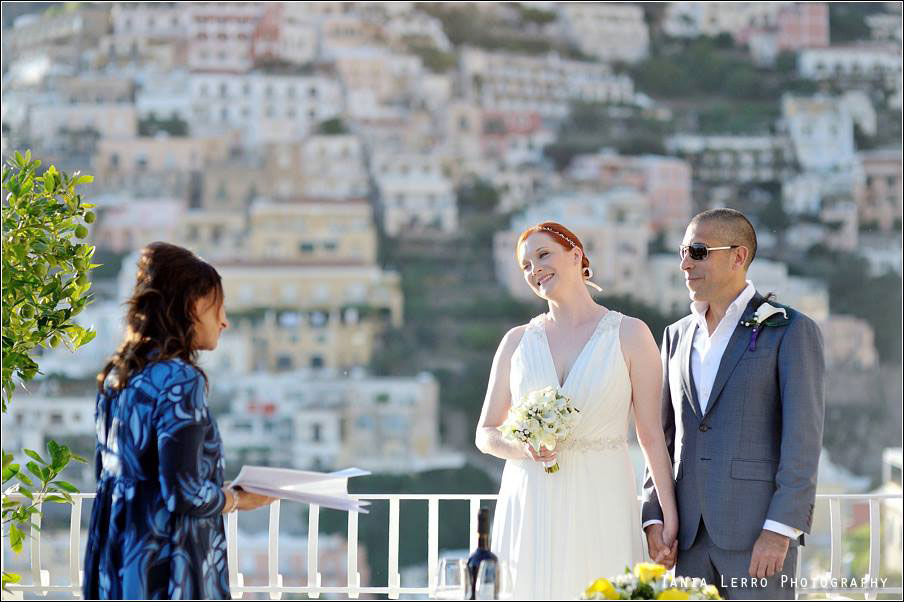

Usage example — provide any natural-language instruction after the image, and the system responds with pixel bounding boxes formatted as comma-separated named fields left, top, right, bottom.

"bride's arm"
left=475, top=326, right=531, bottom=461
left=621, top=317, right=679, bottom=541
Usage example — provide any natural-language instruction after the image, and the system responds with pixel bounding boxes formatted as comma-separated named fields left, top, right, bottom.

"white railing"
left=2, top=493, right=902, bottom=600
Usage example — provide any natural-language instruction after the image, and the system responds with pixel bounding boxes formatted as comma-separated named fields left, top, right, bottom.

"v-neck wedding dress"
left=491, top=311, right=643, bottom=599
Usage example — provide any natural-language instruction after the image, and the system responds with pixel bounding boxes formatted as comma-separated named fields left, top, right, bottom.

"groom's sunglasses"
left=679, top=243, right=739, bottom=261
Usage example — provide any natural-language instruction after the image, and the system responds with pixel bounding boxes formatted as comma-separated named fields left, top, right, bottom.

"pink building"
left=480, top=110, right=554, bottom=165
left=776, top=2, right=829, bottom=51
left=187, top=2, right=264, bottom=73
left=857, top=149, right=903, bottom=232
left=567, top=152, right=693, bottom=232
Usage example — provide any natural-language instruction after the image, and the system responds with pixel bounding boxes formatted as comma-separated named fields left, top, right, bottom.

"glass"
left=433, top=558, right=467, bottom=600
left=474, top=558, right=498, bottom=599
left=679, top=243, right=739, bottom=261
left=474, top=559, right=513, bottom=600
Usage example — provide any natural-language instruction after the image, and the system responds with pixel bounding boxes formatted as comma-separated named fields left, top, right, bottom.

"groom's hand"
left=749, top=529, right=790, bottom=578
left=644, top=524, right=677, bottom=569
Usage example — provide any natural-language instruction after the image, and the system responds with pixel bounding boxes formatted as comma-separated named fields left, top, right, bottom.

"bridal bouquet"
left=580, top=563, right=722, bottom=600
left=498, top=386, right=580, bottom=474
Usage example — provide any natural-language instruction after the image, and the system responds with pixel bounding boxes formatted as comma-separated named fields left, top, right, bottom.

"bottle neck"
left=477, top=533, right=489, bottom=550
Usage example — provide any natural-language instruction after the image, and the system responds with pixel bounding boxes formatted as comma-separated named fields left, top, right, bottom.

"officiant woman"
left=83, top=242, right=273, bottom=600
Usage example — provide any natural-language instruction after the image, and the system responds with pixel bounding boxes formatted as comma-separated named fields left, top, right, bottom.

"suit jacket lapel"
left=679, top=319, right=703, bottom=418
left=703, top=292, right=765, bottom=419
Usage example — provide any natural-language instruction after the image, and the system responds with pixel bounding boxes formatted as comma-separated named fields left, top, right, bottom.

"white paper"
left=230, top=466, right=371, bottom=513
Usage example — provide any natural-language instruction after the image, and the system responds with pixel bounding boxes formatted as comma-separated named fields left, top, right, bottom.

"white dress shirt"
left=644, top=280, right=801, bottom=541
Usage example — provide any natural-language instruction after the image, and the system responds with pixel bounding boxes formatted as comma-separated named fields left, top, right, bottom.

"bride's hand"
left=662, top=513, right=679, bottom=547
left=523, top=443, right=557, bottom=463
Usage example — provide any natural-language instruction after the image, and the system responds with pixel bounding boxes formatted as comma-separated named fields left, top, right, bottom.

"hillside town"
left=2, top=1, right=901, bottom=594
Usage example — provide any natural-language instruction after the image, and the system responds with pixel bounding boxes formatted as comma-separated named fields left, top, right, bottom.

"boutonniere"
left=740, top=300, right=789, bottom=351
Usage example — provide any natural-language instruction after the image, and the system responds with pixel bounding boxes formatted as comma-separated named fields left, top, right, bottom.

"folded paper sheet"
left=230, top=466, right=371, bottom=513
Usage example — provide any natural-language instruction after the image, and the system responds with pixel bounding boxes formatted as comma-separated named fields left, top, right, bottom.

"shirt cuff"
left=763, top=519, right=801, bottom=539
left=642, top=519, right=664, bottom=529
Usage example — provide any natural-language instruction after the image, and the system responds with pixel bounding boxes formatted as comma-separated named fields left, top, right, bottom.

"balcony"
left=2, top=492, right=901, bottom=600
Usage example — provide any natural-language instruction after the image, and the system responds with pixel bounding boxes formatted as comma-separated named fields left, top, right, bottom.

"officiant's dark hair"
left=690, top=208, right=757, bottom=268
left=97, top=242, right=223, bottom=393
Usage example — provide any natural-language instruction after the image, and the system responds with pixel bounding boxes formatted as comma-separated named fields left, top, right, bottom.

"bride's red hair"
left=516, top=222, right=590, bottom=272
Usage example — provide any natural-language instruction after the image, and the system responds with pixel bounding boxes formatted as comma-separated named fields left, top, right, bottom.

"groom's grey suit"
left=642, top=291, right=825, bottom=599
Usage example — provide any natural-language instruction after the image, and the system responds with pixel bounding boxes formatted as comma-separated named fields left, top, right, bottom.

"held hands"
left=644, top=523, right=678, bottom=569
left=749, top=529, right=790, bottom=578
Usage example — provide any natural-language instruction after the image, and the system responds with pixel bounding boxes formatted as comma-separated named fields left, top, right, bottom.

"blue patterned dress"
left=83, top=359, right=230, bottom=599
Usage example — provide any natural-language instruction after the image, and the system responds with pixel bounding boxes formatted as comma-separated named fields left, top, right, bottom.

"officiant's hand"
left=644, top=523, right=678, bottom=569
left=523, top=443, right=557, bottom=464
left=222, top=485, right=276, bottom=512
left=749, top=529, right=790, bottom=578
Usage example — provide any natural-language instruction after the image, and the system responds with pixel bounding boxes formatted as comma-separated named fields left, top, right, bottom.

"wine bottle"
left=467, top=508, right=498, bottom=600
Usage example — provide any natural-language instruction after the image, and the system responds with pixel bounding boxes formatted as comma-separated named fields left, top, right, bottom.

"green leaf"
left=2, top=571, right=22, bottom=585
left=22, top=449, right=46, bottom=465
left=1, top=450, right=13, bottom=469
left=70, top=452, right=88, bottom=464
left=53, top=480, right=79, bottom=493
left=1, top=464, right=19, bottom=483
left=8, top=523, right=24, bottom=553
left=25, top=461, right=44, bottom=482
left=3, top=571, right=22, bottom=589
left=73, top=174, right=94, bottom=186
left=43, top=494, right=70, bottom=504
left=15, top=471, right=34, bottom=487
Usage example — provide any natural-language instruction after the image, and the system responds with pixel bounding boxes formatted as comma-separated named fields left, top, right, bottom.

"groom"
left=642, top=209, right=825, bottom=600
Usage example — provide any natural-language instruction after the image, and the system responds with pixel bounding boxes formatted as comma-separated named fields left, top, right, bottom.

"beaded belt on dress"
left=559, top=435, right=628, bottom=452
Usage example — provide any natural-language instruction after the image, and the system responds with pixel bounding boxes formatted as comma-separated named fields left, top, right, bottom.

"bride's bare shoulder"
left=496, top=323, right=531, bottom=357
left=616, top=314, right=656, bottom=347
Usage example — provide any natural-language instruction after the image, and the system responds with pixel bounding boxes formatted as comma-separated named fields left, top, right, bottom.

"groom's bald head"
left=689, top=208, right=757, bottom=269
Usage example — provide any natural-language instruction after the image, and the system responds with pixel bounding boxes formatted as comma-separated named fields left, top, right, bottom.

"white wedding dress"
left=492, top=311, right=643, bottom=600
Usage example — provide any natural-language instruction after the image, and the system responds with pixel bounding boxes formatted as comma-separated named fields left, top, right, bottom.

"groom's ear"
left=733, top=246, right=750, bottom=271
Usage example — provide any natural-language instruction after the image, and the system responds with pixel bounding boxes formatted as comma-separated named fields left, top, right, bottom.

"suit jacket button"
left=699, top=424, right=709, bottom=432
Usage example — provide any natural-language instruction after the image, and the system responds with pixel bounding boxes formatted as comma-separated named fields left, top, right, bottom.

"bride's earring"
left=583, top=267, right=603, bottom=292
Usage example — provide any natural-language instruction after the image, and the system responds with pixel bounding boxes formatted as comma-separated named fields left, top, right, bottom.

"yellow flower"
left=703, top=584, right=721, bottom=598
left=584, top=578, right=618, bottom=599
left=634, top=562, right=667, bottom=582
left=657, top=589, right=690, bottom=600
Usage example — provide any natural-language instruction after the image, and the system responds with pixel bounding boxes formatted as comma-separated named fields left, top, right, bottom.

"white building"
left=373, top=152, right=458, bottom=236
left=494, top=189, right=651, bottom=301
left=557, top=3, right=649, bottom=64
left=252, top=3, right=319, bottom=67
left=798, top=43, right=903, bottom=109
left=27, top=103, right=137, bottom=149
left=383, top=10, right=451, bottom=51
left=460, top=47, right=635, bottom=119
left=665, top=134, right=796, bottom=184
left=134, top=69, right=193, bottom=122
left=782, top=94, right=856, bottom=173
left=189, top=72, right=343, bottom=144
left=662, top=2, right=788, bottom=39
left=798, top=44, right=902, bottom=82
left=2, top=394, right=97, bottom=485
left=213, top=371, right=455, bottom=473
left=300, top=134, right=370, bottom=200
left=102, top=2, right=189, bottom=67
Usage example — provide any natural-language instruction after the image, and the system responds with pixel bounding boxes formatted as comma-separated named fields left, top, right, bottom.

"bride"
left=475, top=222, right=679, bottom=599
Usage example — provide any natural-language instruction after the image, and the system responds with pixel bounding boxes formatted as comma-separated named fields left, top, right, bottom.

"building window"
left=310, top=355, right=324, bottom=369
left=299, top=242, right=315, bottom=253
